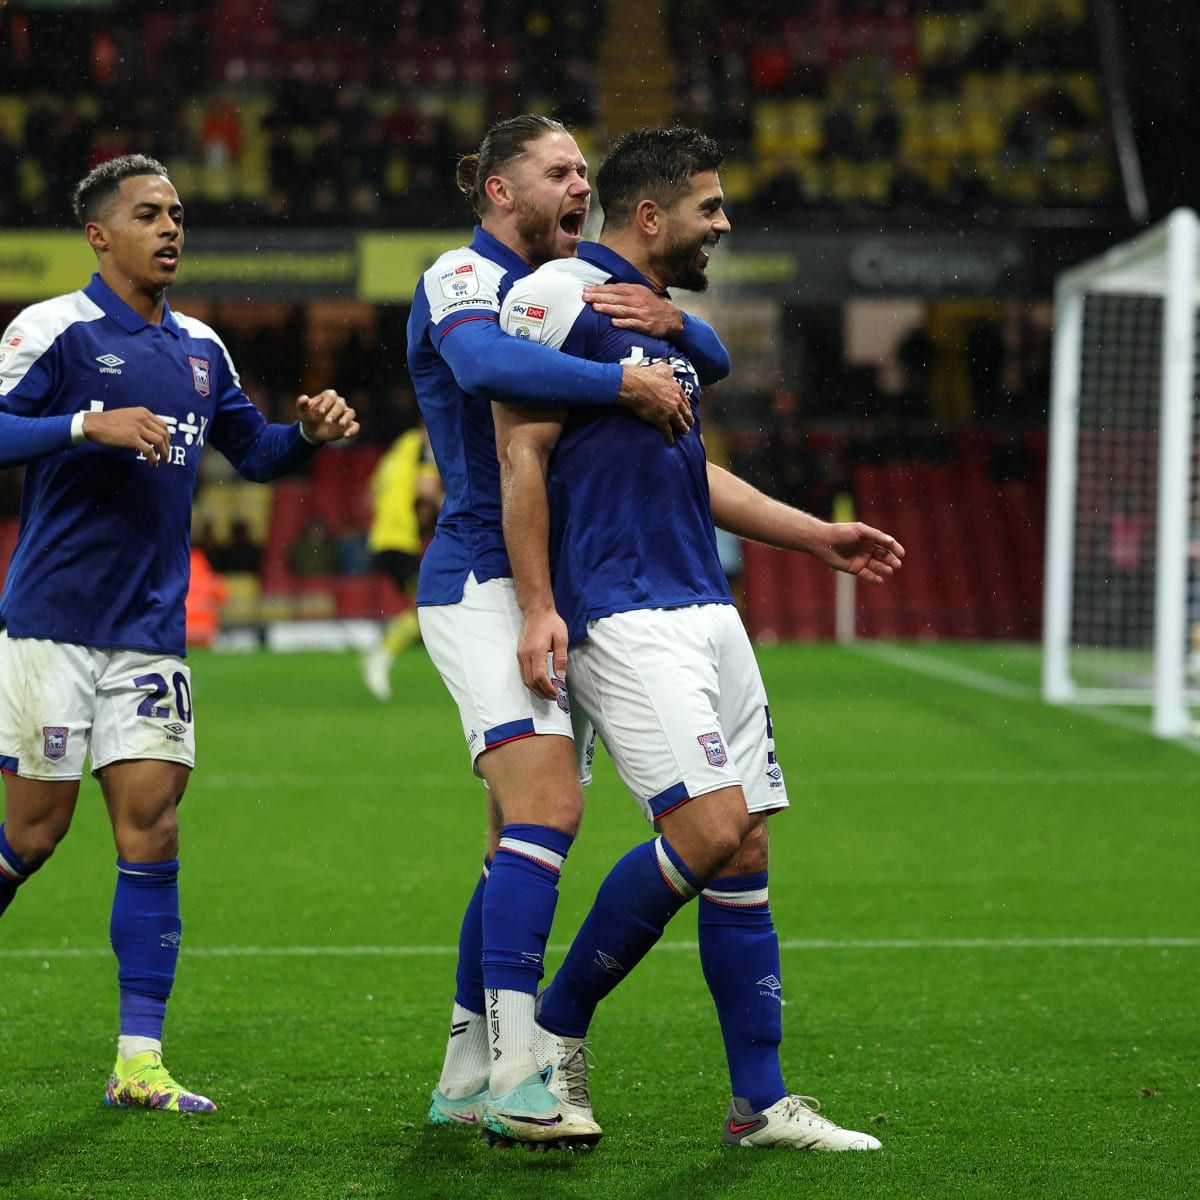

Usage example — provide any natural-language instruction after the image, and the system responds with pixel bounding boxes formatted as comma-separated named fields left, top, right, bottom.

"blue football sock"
left=110, top=859, right=181, bottom=1042
left=453, top=858, right=490, bottom=1015
left=0, top=824, right=36, bottom=918
left=538, top=836, right=702, bottom=1038
left=481, top=825, right=572, bottom=994
left=698, top=871, right=787, bottom=1112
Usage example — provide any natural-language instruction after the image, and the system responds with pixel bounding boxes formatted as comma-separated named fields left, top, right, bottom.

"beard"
left=514, top=192, right=563, bottom=266
left=658, top=229, right=712, bottom=293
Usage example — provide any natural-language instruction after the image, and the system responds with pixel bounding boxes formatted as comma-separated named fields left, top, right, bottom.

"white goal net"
left=1043, top=209, right=1200, bottom=738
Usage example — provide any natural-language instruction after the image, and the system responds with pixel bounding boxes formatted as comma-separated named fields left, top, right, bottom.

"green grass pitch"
left=1, top=642, right=1197, bottom=1199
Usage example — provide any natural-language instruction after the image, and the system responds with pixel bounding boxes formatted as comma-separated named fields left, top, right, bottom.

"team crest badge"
left=43, top=726, right=68, bottom=761
left=551, top=676, right=570, bottom=714
left=188, top=356, right=211, bottom=397
left=697, top=731, right=728, bottom=767
left=439, top=262, right=478, bottom=300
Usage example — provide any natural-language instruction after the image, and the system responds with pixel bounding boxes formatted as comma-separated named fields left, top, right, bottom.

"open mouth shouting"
left=558, top=207, right=586, bottom=243
left=154, top=244, right=180, bottom=271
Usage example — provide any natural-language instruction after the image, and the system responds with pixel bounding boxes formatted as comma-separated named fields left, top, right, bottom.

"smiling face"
left=493, top=130, right=590, bottom=267
left=87, top=173, right=184, bottom=312
left=653, top=170, right=730, bottom=293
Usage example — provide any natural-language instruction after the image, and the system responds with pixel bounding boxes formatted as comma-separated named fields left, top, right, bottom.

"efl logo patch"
left=697, top=731, right=728, bottom=767
left=2, top=335, right=22, bottom=348
left=508, top=301, right=548, bottom=342
left=43, top=726, right=68, bottom=761
left=188, top=356, right=211, bottom=397
left=439, top=262, right=478, bottom=300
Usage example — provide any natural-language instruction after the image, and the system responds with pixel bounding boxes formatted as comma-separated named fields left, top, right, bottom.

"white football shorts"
left=568, top=603, right=789, bottom=823
left=418, top=573, right=594, bottom=782
left=0, top=632, right=196, bottom=781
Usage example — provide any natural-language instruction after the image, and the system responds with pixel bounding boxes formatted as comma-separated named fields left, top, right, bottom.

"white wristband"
left=70, top=411, right=87, bottom=444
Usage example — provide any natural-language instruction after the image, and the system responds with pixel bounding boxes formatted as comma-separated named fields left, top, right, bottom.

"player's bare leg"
left=0, top=775, right=81, bottom=915
left=98, top=759, right=214, bottom=1114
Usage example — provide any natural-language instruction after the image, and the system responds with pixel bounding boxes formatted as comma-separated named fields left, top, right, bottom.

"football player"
left=409, top=114, right=734, bottom=1147
left=495, top=127, right=904, bottom=1150
left=0, top=154, right=358, bottom=1113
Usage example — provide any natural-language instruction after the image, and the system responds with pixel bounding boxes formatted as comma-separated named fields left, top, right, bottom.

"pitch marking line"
left=849, top=643, right=1200, bottom=754
left=1, top=937, right=1197, bottom=960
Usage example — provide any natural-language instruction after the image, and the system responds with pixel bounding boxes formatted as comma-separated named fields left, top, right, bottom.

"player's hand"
left=617, top=361, right=693, bottom=445
left=583, top=283, right=684, bottom=339
left=83, top=407, right=171, bottom=467
left=518, top=607, right=569, bottom=701
left=297, top=390, right=360, bottom=443
left=814, top=521, right=906, bottom=583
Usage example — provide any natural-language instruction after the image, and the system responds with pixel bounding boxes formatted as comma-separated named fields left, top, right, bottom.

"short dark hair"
left=596, top=127, right=724, bottom=229
left=72, top=154, right=170, bottom=225
left=455, top=114, right=567, bottom=218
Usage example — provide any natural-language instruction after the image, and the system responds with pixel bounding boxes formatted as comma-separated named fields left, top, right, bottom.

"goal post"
left=1043, top=208, right=1200, bottom=738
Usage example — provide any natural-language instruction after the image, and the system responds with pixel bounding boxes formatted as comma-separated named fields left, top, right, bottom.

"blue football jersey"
left=499, top=242, right=733, bottom=644
left=407, top=227, right=529, bottom=606
left=0, top=273, right=314, bottom=656
left=408, top=226, right=632, bottom=607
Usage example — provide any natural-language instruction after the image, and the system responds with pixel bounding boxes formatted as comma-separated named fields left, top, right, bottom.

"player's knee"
left=10, top=818, right=70, bottom=869
left=116, top=802, right=180, bottom=861
left=690, top=812, right=752, bottom=880
left=730, top=818, right=769, bottom=874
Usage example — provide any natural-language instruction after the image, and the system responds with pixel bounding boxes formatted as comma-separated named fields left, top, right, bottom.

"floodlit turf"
left=1, top=642, right=1197, bottom=1199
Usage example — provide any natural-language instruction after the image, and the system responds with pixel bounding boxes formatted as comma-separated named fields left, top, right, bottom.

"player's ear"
left=484, top=173, right=515, bottom=213
left=85, top=221, right=109, bottom=254
left=634, top=198, right=661, bottom=239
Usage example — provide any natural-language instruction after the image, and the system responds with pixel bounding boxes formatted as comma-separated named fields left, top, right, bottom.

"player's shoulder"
left=0, top=290, right=103, bottom=394
left=421, top=245, right=505, bottom=308
left=501, top=258, right=603, bottom=348
left=507, top=256, right=608, bottom=305
left=3, top=289, right=104, bottom=354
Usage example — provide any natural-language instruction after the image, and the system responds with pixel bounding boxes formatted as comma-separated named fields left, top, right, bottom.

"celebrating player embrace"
left=495, top=127, right=904, bottom=1151
left=0, top=154, right=358, bottom=1114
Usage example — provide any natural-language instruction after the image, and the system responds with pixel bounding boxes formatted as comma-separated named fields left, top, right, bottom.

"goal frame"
left=1042, top=208, right=1200, bottom=737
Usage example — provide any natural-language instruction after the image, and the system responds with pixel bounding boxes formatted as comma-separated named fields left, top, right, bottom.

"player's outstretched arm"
left=707, top=462, right=905, bottom=584
left=493, top=399, right=568, bottom=699
left=296, top=390, right=359, bottom=443
left=583, top=282, right=731, bottom=385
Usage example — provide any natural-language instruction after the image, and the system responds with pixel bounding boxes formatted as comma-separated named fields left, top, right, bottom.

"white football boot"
left=723, top=1094, right=882, bottom=1151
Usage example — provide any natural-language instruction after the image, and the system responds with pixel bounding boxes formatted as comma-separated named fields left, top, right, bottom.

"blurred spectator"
left=288, top=517, right=338, bottom=576
left=209, top=520, right=263, bottom=575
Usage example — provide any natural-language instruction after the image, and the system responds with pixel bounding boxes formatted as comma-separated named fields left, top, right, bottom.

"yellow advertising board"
left=358, top=232, right=469, bottom=302
left=0, top=233, right=95, bottom=301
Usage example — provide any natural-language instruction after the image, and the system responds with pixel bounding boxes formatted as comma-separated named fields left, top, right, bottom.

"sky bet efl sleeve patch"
left=503, top=301, right=549, bottom=343
left=439, top=262, right=479, bottom=300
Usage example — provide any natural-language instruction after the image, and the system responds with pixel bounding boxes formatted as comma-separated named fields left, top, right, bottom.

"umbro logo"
left=756, top=974, right=783, bottom=1002
left=595, top=950, right=625, bottom=976
left=96, top=354, right=124, bottom=374
left=160, top=931, right=182, bottom=948
left=164, top=722, right=187, bottom=735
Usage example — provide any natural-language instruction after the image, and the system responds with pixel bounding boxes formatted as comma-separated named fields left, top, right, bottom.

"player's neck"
left=99, top=266, right=168, bottom=325
left=599, top=232, right=667, bottom=293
